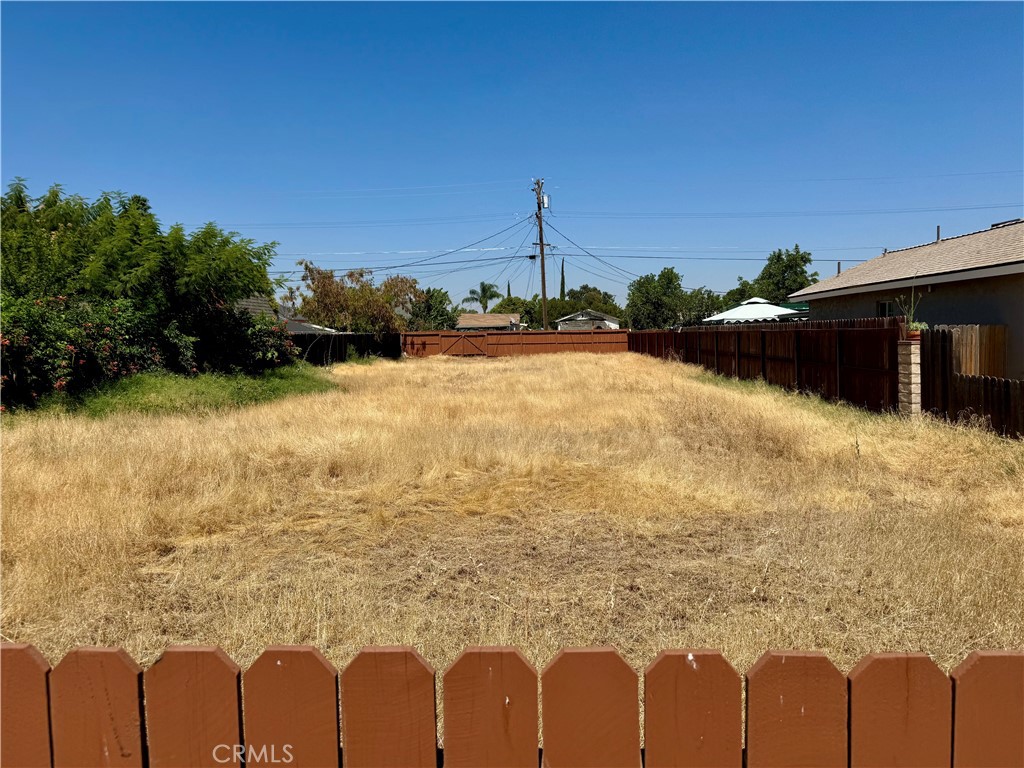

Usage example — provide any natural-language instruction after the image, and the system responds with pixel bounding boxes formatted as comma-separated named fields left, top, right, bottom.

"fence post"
left=898, top=338, right=922, bottom=417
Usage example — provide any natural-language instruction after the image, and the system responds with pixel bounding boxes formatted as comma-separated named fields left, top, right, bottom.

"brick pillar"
left=898, top=338, right=921, bottom=416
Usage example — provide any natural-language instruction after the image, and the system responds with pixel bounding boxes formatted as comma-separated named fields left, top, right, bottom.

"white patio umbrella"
left=702, top=297, right=801, bottom=324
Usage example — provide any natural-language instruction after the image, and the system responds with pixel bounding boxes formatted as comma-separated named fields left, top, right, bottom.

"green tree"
left=677, top=287, right=726, bottom=326
left=490, top=295, right=538, bottom=327
left=725, top=245, right=818, bottom=306
left=407, top=288, right=460, bottom=331
left=625, top=268, right=686, bottom=329
left=297, top=264, right=417, bottom=335
left=1, top=180, right=290, bottom=407
left=564, top=283, right=625, bottom=319
left=462, top=281, right=502, bottom=313
left=559, top=259, right=566, bottom=300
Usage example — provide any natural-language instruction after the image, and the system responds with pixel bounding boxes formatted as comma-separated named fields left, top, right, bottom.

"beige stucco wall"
left=806, top=273, right=1024, bottom=378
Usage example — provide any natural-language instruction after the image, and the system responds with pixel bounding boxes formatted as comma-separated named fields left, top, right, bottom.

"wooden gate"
left=439, top=333, right=487, bottom=356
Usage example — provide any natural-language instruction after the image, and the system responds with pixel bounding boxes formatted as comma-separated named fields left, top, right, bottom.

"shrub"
left=1, top=294, right=162, bottom=408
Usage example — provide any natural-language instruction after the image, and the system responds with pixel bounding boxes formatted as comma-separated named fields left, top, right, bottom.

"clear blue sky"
left=3, top=2, right=1022, bottom=305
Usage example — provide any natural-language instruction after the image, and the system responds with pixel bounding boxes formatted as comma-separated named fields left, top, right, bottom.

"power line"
left=552, top=202, right=1022, bottom=220
left=544, top=221, right=641, bottom=281
left=205, top=212, right=531, bottom=230
left=551, top=247, right=871, bottom=263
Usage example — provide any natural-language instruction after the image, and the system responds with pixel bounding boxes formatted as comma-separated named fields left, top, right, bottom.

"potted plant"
left=896, top=283, right=928, bottom=340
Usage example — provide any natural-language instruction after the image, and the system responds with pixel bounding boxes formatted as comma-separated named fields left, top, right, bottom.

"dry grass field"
left=2, top=353, right=1023, bottom=685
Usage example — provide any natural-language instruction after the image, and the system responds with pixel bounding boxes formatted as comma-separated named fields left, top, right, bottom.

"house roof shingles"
left=790, top=220, right=1024, bottom=299
left=455, top=313, right=521, bottom=329
left=555, top=309, right=621, bottom=324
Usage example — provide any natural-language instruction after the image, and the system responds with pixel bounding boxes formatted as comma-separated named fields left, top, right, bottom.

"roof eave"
left=791, top=261, right=1024, bottom=302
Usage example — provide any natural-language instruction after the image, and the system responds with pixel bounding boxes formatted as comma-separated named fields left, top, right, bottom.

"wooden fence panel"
left=644, top=650, right=742, bottom=768
left=0, top=643, right=52, bottom=768
left=144, top=646, right=242, bottom=768
left=442, top=647, right=538, bottom=768
left=746, top=651, right=847, bottom=768
left=848, top=653, right=951, bottom=768
left=737, top=330, right=763, bottom=381
left=541, top=647, right=641, bottom=767
left=838, top=328, right=899, bottom=411
left=49, top=647, right=144, bottom=768
left=716, top=331, right=737, bottom=376
left=796, top=328, right=838, bottom=399
left=952, top=651, right=1024, bottom=767
left=339, top=647, right=436, bottom=768
left=243, top=646, right=340, bottom=768
left=763, top=330, right=797, bottom=390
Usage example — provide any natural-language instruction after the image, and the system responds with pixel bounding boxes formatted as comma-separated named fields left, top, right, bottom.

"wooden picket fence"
left=2, top=644, right=1022, bottom=767
left=402, top=329, right=629, bottom=357
left=921, top=326, right=1022, bottom=437
left=629, top=317, right=903, bottom=413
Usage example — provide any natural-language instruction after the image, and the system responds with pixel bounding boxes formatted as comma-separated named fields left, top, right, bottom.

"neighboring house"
left=555, top=309, right=621, bottom=330
left=789, top=219, right=1024, bottom=377
left=455, top=313, right=524, bottom=331
left=237, top=296, right=339, bottom=335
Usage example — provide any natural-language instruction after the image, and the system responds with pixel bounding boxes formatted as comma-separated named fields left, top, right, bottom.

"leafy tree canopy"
left=625, top=268, right=687, bottom=329
left=297, top=264, right=420, bottom=335
left=724, top=245, right=818, bottom=306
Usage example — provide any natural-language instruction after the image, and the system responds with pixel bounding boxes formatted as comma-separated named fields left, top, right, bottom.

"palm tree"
left=462, top=281, right=502, bottom=313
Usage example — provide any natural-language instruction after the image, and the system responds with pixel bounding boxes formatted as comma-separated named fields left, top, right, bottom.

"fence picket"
left=442, top=647, right=538, bottom=768
left=746, top=651, right=847, bottom=768
left=952, top=651, right=1024, bottom=767
left=644, top=650, right=742, bottom=768
left=49, top=647, right=144, bottom=768
left=849, top=653, right=952, bottom=767
left=340, top=647, right=436, bottom=768
left=144, top=646, right=242, bottom=768
left=541, top=647, right=641, bottom=767
left=243, top=646, right=340, bottom=768
left=0, top=643, right=52, bottom=768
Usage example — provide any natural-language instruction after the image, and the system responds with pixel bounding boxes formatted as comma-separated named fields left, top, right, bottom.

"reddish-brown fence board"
left=5, top=642, right=1024, bottom=767
left=952, top=650, right=1024, bottom=767
left=339, top=647, right=436, bottom=768
left=644, top=650, right=742, bottom=768
left=143, top=646, right=242, bottom=768
left=849, top=653, right=952, bottom=768
left=0, top=643, right=52, bottom=768
left=443, top=647, right=538, bottom=768
left=49, top=647, right=145, bottom=768
left=745, top=651, right=847, bottom=768
left=541, top=647, right=641, bottom=767
left=243, top=646, right=340, bottom=768
left=403, top=330, right=628, bottom=358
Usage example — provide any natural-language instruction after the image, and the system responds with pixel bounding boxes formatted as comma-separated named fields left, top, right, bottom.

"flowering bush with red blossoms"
left=0, top=295, right=166, bottom=408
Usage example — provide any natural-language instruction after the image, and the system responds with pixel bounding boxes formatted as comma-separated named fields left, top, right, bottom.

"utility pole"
left=533, top=178, right=549, bottom=330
